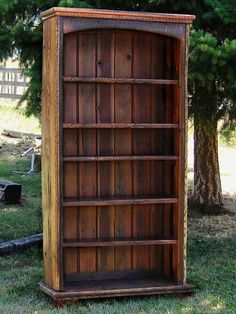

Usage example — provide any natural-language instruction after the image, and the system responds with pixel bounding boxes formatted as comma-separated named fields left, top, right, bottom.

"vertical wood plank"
left=97, top=32, right=115, bottom=271
left=114, top=32, right=132, bottom=271
left=132, top=32, right=151, bottom=270
left=42, top=17, right=52, bottom=289
left=162, top=37, right=175, bottom=279
left=78, top=33, right=97, bottom=272
left=178, top=26, right=190, bottom=284
left=149, top=34, right=164, bottom=274
left=173, top=38, right=181, bottom=281
left=41, top=16, right=61, bottom=290
left=63, top=208, right=78, bottom=274
left=63, top=32, right=79, bottom=276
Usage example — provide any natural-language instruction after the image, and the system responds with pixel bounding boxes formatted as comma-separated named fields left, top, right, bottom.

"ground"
left=0, top=103, right=41, bottom=240
left=0, top=103, right=235, bottom=313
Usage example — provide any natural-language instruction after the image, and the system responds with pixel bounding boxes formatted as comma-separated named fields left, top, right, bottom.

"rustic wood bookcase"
left=40, top=7, right=195, bottom=303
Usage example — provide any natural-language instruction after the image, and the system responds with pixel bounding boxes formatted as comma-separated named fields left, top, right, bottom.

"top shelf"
left=63, top=123, right=179, bottom=129
left=63, top=77, right=178, bottom=85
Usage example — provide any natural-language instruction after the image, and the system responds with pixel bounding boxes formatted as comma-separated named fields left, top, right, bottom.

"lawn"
left=0, top=104, right=235, bottom=313
left=0, top=104, right=41, bottom=240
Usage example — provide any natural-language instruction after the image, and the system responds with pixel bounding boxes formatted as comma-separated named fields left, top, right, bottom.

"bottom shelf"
left=40, top=278, right=194, bottom=301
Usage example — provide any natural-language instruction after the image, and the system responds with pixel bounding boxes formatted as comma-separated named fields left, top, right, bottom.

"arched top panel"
left=62, top=17, right=186, bottom=40
left=63, top=29, right=181, bottom=81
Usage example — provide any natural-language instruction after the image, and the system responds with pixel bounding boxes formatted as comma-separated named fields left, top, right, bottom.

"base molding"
left=39, top=280, right=194, bottom=305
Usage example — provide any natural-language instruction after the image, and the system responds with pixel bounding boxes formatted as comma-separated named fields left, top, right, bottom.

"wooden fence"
left=0, top=67, right=29, bottom=100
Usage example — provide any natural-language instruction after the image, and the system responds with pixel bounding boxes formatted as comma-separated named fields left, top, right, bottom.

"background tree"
left=0, top=0, right=235, bottom=213
left=0, top=0, right=94, bottom=117
left=155, top=1, right=236, bottom=212
left=188, top=29, right=236, bottom=212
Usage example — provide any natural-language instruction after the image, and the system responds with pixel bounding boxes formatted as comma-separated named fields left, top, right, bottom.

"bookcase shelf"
left=63, top=155, right=179, bottom=161
left=63, top=196, right=178, bottom=207
left=63, top=123, right=179, bottom=129
left=62, top=237, right=178, bottom=247
left=63, top=76, right=179, bottom=85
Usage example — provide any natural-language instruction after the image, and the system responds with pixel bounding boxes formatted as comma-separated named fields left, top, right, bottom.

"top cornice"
left=41, top=7, right=195, bottom=24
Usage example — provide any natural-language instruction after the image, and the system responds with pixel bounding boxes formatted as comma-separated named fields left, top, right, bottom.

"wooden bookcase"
left=40, top=7, right=195, bottom=303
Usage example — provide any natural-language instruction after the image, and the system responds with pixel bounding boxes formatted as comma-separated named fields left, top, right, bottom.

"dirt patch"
left=0, top=133, right=41, bottom=157
left=188, top=211, right=236, bottom=239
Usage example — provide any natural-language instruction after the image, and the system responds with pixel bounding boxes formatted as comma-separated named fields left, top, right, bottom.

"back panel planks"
left=114, top=32, right=132, bottom=272
left=62, top=30, right=181, bottom=280
left=77, top=33, right=97, bottom=273
left=97, top=32, right=115, bottom=272
left=150, top=33, right=164, bottom=276
left=63, top=32, right=78, bottom=276
left=132, top=32, right=151, bottom=271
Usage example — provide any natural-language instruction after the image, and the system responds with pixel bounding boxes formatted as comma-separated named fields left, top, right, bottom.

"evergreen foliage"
left=189, top=29, right=236, bottom=130
left=0, top=0, right=235, bottom=131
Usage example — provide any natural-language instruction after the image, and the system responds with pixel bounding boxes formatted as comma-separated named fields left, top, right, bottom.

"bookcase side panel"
left=177, top=25, right=189, bottom=284
left=41, top=16, right=62, bottom=290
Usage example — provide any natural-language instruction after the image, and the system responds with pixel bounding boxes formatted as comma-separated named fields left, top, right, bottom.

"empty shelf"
left=63, top=77, right=178, bottom=85
left=63, top=155, right=179, bottom=161
left=63, top=237, right=177, bottom=247
left=63, top=196, right=178, bottom=207
left=63, top=123, right=179, bottom=129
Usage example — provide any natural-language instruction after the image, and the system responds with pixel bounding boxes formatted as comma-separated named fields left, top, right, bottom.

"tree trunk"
left=194, top=119, right=224, bottom=214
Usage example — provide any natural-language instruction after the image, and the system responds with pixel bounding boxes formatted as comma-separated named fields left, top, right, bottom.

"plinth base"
left=40, top=278, right=194, bottom=306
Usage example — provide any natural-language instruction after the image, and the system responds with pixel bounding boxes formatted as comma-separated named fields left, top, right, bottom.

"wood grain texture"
left=172, top=38, right=181, bottom=282
left=114, top=32, right=132, bottom=272
left=162, top=37, right=173, bottom=280
left=63, top=77, right=178, bottom=84
left=63, top=32, right=78, bottom=276
left=132, top=31, right=151, bottom=271
left=41, top=14, right=193, bottom=298
left=179, top=25, right=190, bottom=284
left=63, top=18, right=186, bottom=40
left=63, top=238, right=177, bottom=247
left=63, top=156, right=179, bottom=161
left=78, top=33, right=97, bottom=273
left=39, top=280, right=194, bottom=301
left=41, top=7, right=195, bottom=24
left=63, top=197, right=178, bottom=207
left=41, top=16, right=62, bottom=290
left=97, top=32, right=115, bottom=272
left=149, top=33, right=164, bottom=276
left=63, top=123, right=179, bottom=128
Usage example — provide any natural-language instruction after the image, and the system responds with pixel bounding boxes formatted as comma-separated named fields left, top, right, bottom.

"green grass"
left=0, top=105, right=235, bottom=313
left=0, top=103, right=42, bottom=240
left=0, top=156, right=42, bottom=240
left=0, top=235, right=235, bottom=313
left=0, top=156, right=235, bottom=313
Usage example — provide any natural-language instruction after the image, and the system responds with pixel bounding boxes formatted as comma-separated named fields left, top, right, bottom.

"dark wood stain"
left=41, top=8, right=194, bottom=302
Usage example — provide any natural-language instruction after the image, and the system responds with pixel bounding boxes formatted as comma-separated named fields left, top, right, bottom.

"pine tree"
left=0, top=0, right=235, bottom=213
left=188, top=29, right=236, bottom=212
left=155, top=1, right=236, bottom=212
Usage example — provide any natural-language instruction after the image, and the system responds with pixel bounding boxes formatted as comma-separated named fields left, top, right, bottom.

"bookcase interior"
left=62, top=29, right=181, bottom=288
